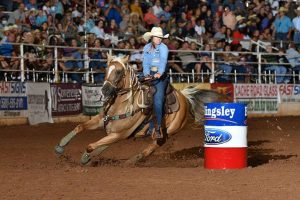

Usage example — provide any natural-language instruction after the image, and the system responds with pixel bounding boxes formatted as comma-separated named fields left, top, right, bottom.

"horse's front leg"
left=81, top=132, right=128, bottom=165
left=54, top=114, right=104, bottom=155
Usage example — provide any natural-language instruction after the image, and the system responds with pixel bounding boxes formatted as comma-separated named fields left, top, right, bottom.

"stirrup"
left=135, top=128, right=154, bottom=138
left=152, top=128, right=163, bottom=139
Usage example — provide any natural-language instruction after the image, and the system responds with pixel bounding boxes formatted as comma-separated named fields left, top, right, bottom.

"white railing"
left=0, top=42, right=300, bottom=84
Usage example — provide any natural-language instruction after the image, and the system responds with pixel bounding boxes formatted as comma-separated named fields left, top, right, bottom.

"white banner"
left=26, top=83, right=53, bottom=125
left=278, top=84, right=300, bottom=103
left=204, top=126, right=247, bottom=148
left=82, top=85, right=103, bottom=116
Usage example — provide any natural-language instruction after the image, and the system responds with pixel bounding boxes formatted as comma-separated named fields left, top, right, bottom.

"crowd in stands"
left=1, top=0, right=300, bottom=83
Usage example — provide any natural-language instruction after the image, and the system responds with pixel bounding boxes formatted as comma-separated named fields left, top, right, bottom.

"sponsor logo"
left=204, top=106, right=236, bottom=119
left=205, top=128, right=232, bottom=145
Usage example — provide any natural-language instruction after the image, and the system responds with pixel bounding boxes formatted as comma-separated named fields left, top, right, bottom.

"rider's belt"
left=151, top=66, right=158, bottom=72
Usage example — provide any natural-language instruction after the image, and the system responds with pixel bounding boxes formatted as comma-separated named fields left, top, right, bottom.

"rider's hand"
left=154, top=73, right=161, bottom=79
left=144, top=75, right=151, bottom=80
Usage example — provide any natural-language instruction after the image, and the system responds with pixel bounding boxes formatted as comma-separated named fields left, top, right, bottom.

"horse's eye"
left=116, top=70, right=122, bottom=75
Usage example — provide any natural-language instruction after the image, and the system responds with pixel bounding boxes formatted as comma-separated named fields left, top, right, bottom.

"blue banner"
left=0, top=97, right=28, bottom=110
left=204, top=103, right=247, bottom=126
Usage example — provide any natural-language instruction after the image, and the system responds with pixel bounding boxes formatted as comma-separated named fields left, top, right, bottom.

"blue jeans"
left=275, top=32, right=288, bottom=41
left=294, top=32, right=300, bottom=42
left=265, top=65, right=287, bottom=83
left=218, top=64, right=232, bottom=81
left=149, top=72, right=168, bottom=130
left=65, top=51, right=83, bottom=83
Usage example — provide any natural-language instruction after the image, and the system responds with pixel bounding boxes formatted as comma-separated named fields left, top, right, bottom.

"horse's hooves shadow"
left=248, top=140, right=297, bottom=167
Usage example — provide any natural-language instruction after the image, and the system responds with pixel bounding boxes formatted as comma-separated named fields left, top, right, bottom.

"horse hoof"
left=81, top=151, right=91, bottom=165
left=125, top=153, right=144, bottom=166
left=54, top=144, right=64, bottom=155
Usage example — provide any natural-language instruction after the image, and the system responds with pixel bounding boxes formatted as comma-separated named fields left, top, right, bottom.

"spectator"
left=152, top=0, right=163, bottom=18
left=286, top=43, right=300, bottom=72
left=212, top=13, right=222, bottom=34
left=272, top=7, right=293, bottom=42
left=222, top=5, right=236, bottom=31
left=128, top=12, right=147, bottom=35
left=104, top=1, right=122, bottom=25
left=105, top=19, right=119, bottom=34
left=53, top=0, right=64, bottom=22
left=0, top=28, right=19, bottom=75
left=42, top=0, right=52, bottom=15
left=144, top=7, right=160, bottom=28
left=292, top=7, right=300, bottom=47
left=217, top=44, right=239, bottom=82
left=59, top=38, right=84, bottom=83
left=25, top=0, right=38, bottom=10
left=260, top=12, right=274, bottom=31
left=214, top=25, right=226, bottom=40
left=8, top=3, right=26, bottom=26
left=177, top=41, right=201, bottom=74
left=262, top=45, right=288, bottom=84
left=90, top=19, right=105, bottom=39
left=119, top=14, right=130, bottom=33
left=89, top=38, right=106, bottom=83
left=36, top=10, right=47, bottom=27
left=159, top=5, right=171, bottom=22
left=194, top=19, right=206, bottom=38
left=130, top=0, right=143, bottom=20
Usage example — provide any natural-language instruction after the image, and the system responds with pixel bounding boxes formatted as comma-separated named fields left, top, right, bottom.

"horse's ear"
left=121, top=55, right=130, bottom=64
left=107, top=53, right=113, bottom=64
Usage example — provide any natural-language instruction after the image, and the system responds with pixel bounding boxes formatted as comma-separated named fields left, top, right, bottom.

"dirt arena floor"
left=0, top=116, right=299, bottom=200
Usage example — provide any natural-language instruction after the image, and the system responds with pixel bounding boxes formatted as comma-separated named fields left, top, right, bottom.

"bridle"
left=102, top=59, right=143, bottom=130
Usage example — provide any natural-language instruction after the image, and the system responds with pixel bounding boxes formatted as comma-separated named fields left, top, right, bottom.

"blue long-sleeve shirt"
left=142, top=42, right=169, bottom=76
left=273, top=16, right=293, bottom=33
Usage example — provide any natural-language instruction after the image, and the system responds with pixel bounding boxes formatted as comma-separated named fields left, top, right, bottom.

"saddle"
left=137, top=82, right=180, bottom=114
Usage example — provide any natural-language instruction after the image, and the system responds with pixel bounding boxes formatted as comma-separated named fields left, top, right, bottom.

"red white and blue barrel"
left=204, top=103, right=247, bottom=169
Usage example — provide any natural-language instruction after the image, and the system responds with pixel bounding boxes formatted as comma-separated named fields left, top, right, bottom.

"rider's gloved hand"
left=154, top=73, right=161, bottom=79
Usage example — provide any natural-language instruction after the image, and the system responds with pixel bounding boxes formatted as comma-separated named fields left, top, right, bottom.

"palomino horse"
left=55, top=55, right=229, bottom=165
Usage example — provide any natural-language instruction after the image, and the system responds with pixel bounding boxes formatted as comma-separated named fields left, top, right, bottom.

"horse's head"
left=101, top=54, right=130, bottom=101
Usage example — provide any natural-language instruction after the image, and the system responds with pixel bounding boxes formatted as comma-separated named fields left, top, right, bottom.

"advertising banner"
left=234, top=84, right=278, bottom=113
left=26, top=82, right=53, bottom=125
left=82, top=84, right=103, bottom=116
left=50, top=83, right=82, bottom=116
left=0, top=82, right=27, bottom=118
left=278, top=84, right=300, bottom=103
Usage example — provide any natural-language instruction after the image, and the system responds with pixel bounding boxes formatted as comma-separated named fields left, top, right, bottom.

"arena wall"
left=1, top=82, right=300, bottom=126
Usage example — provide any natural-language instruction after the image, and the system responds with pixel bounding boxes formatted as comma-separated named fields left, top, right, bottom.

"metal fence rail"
left=0, top=42, right=300, bottom=84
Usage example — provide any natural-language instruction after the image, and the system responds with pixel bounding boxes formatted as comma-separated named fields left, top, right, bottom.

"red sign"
left=211, top=83, right=234, bottom=101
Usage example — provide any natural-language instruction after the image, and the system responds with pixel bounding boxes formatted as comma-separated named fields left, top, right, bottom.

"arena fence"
left=1, top=42, right=300, bottom=84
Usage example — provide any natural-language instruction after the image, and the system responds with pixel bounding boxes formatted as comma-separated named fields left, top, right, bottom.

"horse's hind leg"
left=55, top=114, right=103, bottom=155
left=126, top=140, right=161, bottom=165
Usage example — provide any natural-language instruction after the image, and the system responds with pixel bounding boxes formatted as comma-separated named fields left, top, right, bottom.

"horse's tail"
left=180, top=86, right=230, bottom=123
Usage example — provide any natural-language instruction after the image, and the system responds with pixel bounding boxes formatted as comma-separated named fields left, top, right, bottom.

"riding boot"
left=152, top=126, right=163, bottom=139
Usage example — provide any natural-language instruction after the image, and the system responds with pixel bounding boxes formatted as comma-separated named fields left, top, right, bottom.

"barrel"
left=204, top=103, right=247, bottom=169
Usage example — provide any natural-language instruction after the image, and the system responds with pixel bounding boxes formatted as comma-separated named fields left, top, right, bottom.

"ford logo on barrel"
left=205, top=128, right=232, bottom=145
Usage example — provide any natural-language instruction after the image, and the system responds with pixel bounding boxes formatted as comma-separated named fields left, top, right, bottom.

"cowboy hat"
left=236, top=15, right=245, bottom=22
left=296, top=7, right=300, bottom=12
left=278, top=7, right=287, bottom=13
left=143, top=27, right=169, bottom=41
